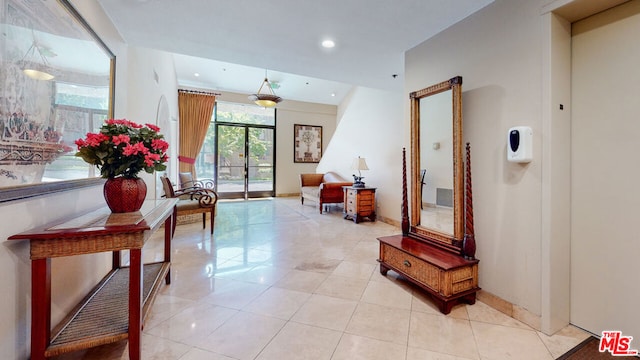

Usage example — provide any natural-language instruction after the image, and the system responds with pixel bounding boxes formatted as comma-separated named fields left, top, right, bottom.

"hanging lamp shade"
left=248, top=75, right=282, bottom=107
left=19, top=40, right=55, bottom=81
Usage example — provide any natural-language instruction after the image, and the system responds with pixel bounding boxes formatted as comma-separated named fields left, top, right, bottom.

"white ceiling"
left=97, top=0, right=493, bottom=105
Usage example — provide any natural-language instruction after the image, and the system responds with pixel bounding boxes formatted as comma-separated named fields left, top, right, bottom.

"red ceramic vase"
left=103, top=177, right=147, bottom=213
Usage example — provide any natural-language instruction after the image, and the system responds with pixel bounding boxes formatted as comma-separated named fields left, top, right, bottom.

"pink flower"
left=123, top=142, right=148, bottom=156
left=144, top=153, right=161, bottom=167
left=75, top=118, right=167, bottom=178
left=146, top=123, right=160, bottom=132
left=75, top=139, right=86, bottom=149
left=106, top=119, right=127, bottom=126
left=112, top=134, right=130, bottom=146
left=85, top=133, right=109, bottom=147
left=107, top=119, right=142, bottom=128
left=151, top=139, right=169, bottom=151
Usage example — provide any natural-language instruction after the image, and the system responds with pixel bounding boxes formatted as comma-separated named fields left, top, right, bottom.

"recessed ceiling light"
left=194, top=72, right=200, bottom=77
left=321, top=39, right=335, bottom=48
left=331, top=93, right=336, bottom=97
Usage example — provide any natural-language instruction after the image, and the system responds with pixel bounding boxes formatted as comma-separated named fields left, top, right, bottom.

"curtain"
left=177, top=90, right=215, bottom=176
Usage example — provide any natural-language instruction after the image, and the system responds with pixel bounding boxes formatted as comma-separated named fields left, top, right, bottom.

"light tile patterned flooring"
left=53, top=197, right=590, bottom=360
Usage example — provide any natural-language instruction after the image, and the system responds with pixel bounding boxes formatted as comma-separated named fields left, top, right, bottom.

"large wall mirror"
left=410, top=76, right=463, bottom=251
left=0, top=0, right=114, bottom=202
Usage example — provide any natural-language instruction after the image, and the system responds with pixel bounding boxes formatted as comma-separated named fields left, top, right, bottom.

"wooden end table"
left=9, top=199, right=178, bottom=360
left=343, top=186, right=376, bottom=223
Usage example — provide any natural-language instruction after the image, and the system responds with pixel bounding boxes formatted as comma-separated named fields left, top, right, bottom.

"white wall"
left=125, top=46, right=179, bottom=198
left=276, top=101, right=337, bottom=196
left=0, top=187, right=110, bottom=360
left=0, top=1, right=181, bottom=358
left=406, top=0, right=545, bottom=318
left=318, top=86, right=404, bottom=223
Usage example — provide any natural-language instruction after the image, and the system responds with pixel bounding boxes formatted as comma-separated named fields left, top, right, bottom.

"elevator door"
left=570, top=3, right=640, bottom=340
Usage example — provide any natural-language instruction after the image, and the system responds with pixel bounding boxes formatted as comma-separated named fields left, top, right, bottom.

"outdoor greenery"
left=197, top=103, right=274, bottom=182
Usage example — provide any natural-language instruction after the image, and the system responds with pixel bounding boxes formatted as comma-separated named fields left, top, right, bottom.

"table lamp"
left=351, top=156, right=369, bottom=188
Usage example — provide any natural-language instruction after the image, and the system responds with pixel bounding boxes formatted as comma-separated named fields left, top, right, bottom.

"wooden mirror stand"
left=378, top=76, right=480, bottom=314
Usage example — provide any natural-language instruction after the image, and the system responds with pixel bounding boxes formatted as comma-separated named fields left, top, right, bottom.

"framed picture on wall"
left=293, top=124, right=322, bottom=163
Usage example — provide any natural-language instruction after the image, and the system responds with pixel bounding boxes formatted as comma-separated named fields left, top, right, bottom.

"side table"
left=9, top=199, right=178, bottom=360
left=343, top=186, right=376, bottom=223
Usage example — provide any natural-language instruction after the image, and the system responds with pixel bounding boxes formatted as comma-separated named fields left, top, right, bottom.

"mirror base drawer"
left=381, top=243, right=440, bottom=292
left=378, top=234, right=479, bottom=315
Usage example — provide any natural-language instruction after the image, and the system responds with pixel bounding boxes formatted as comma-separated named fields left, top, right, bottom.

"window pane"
left=42, top=83, right=109, bottom=181
left=248, top=127, right=273, bottom=192
left=216, top=101, right=275, bottom=125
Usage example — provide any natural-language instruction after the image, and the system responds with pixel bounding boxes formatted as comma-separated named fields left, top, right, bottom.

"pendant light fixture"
left=19, top=38, right=55, bottom=81
left=248, top=70, right=282, bottom=107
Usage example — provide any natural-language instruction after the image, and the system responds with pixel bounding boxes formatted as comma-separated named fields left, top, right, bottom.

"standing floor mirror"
left=377, top=76, right=479, bottom=314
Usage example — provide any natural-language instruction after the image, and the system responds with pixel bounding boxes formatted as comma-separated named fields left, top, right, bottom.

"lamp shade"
left=22, top=67, right=55, bottom=81
left=351, top=157, right=369, bottom=171
left=19, top=41, right=55, bottom=81
left=248, top=76, right=282, bottom=107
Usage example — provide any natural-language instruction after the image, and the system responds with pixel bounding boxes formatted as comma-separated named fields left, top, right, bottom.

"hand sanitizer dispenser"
left=507, top=126, right=532, bottom=163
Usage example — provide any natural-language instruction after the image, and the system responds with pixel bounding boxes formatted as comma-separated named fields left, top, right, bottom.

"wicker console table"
left=9, top=199, right=178, bottom=360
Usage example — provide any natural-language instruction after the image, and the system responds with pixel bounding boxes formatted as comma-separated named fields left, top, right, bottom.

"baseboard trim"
left=375, top=215, right=400, bottom=228
left=276, top=193, right=300, bottom=198
left=477, top=290, right=541, bottom=331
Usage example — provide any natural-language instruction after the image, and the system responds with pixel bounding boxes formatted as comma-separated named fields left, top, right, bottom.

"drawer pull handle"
left=403, top=260, right=411, bottom=267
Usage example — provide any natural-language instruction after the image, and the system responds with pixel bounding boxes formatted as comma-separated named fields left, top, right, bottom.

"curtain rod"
left=178, top=89, right=222, bottom=96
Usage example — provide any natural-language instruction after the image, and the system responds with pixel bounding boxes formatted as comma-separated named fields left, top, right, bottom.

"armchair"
left=300, top=172, right=353, bottom=214
left=160, top=175, right=218, bottom=234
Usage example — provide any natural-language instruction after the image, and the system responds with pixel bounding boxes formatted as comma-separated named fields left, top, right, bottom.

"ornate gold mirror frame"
left=410, top=76, right=463, bottom=252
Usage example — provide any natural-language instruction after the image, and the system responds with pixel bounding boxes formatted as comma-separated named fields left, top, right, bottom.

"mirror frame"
left=0, top=0, right=115, bottom=203
left=410, top=76, right=463, bottom=252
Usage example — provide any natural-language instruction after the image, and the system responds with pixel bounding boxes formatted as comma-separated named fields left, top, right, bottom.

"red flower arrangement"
left=75, top=119, right=168, bottom=178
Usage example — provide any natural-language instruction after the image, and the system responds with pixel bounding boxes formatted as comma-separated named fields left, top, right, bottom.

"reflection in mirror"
left=0, top=0, right=114, bottom=202
left=410, top=76, right=463, bottom=250
left=419, top=90, right=453, bottom=235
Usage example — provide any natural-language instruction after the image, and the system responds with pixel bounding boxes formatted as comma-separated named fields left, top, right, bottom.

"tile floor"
left=53, top=197, right=590, bottom=360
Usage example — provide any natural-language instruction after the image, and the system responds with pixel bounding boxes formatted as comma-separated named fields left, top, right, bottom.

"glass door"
left=216, top=124, right=246, bottom=198
left=247, top=127, right=274, bottom=197
left=216, top=124, right=275, bottom=199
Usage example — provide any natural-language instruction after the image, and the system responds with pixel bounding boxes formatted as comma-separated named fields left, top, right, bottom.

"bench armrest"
left=320, top=182, right=353, bottom=191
